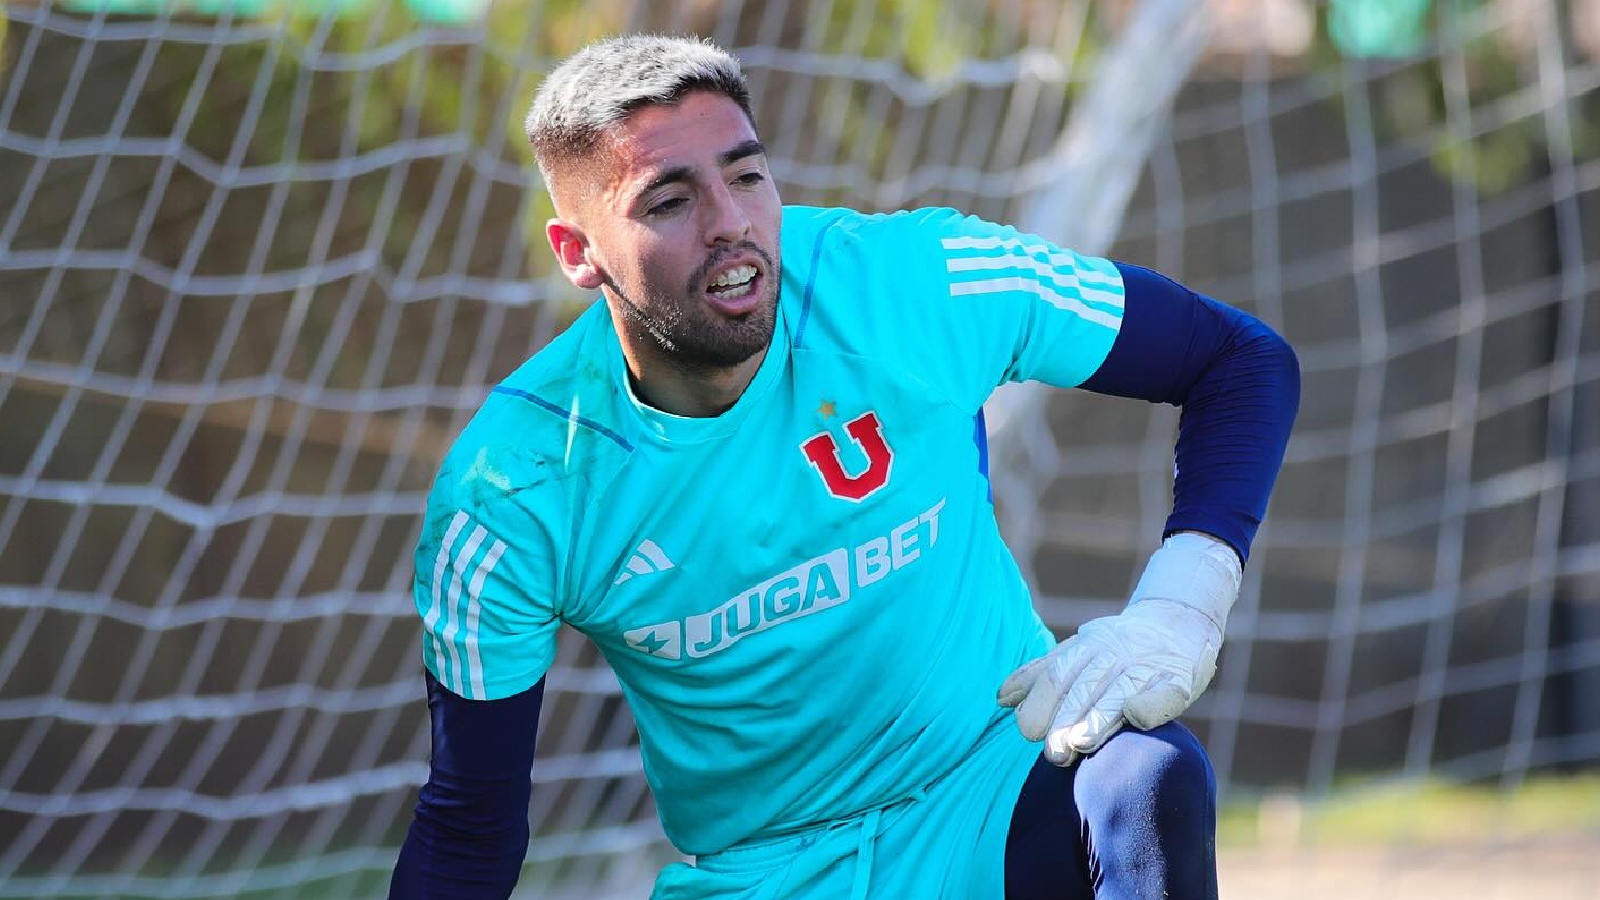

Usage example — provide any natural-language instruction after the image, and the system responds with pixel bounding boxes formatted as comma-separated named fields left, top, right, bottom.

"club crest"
left=800, top=410, right=894, bottom=501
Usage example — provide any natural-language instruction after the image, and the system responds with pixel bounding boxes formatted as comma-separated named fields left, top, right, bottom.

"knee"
left=1075, top=721, right=1216, bottom=823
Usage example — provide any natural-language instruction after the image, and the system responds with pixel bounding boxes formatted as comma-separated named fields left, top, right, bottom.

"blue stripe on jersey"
left=794, top=216, right=849, bottom=349
left=490, top=385, right=634, bottom=451
left=973, top=408, right=993, bottom=504
left=1082, top=262, right=1299, bottom=561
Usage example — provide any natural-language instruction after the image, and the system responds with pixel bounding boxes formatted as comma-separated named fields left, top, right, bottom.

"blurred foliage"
left=1309, top=0, right=1600, bottom=194
left=149, top=0, right=1098, bottom=259
left=792, top=0, right=1050, bottom=207
left=4, top=0, right=1590, bottom=262
left=158, top=0, right=627, bottom=280
left=36, top=0, right=1062, bottom=282
left=818, top=0, right=994, bottom=82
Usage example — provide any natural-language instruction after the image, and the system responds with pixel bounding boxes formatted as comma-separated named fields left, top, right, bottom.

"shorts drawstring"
left=849, top=808, right=880, bottom=900
left=696, top=785, right=935, bottom=898
left=667, top=721, right=1032, bottom=900
left=847, top=786, right=927, bottom=900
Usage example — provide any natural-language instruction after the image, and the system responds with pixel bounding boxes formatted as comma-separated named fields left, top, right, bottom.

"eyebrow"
left=719, top=139, right=767, bottom=168
left=633, top=140, right=769, bottom=200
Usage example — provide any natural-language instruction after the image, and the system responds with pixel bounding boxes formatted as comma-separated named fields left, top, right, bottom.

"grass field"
left=13, top=776, right=1598, bottom=899
left=1217, top=776, right=1600, bottom=900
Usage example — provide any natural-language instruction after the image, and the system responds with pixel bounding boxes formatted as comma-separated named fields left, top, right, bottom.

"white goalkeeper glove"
left=998, top=531, right=1243, bottom=766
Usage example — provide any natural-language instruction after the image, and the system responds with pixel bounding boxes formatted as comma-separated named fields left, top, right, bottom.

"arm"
left=999, top=261, right=1300, bottom=765
left=389, top=673, right=545, bottom=900
left=391, top=410, right=570, bottom=890
left=1082, top=262, right=1299, bottom=561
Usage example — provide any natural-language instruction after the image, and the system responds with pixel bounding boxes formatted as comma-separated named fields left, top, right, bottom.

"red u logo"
left=801, top=411, right=894, bottom=502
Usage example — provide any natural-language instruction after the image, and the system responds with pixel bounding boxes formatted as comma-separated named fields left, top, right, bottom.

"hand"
left=998, top=598, right=1222, bottom=766
left=997, top=532, right=1241, bottom=766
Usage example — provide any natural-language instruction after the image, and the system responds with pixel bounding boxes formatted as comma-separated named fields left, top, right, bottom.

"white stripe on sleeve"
left=463, top=538, right=508, bottom=700
left=940, top=235, right=1026, bottom=251
left=423, top=512, right=469, bottom=688
left=439, top=524, right=488, bottom=695
left=948, top=277, right=1122, bottom=330
left=944, top=254, right=1125, bottom=310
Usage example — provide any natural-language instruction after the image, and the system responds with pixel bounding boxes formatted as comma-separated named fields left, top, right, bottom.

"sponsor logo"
left=623, top=498, right=945, bottom=660
left=614, top=539, right=675, bottom=585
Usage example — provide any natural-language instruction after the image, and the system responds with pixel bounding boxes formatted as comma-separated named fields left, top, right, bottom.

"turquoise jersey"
left=412, top=206, right=1125, bottom=856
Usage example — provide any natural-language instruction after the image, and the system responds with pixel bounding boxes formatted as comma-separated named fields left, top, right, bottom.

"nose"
left=702, top=181, right=750, bottom=245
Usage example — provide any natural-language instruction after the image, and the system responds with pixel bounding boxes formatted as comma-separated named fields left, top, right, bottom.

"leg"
left=1004, top=721, right=1218, bottom=900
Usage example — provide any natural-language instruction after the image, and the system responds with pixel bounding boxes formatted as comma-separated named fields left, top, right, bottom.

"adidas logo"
left=614, top=539, right=675, bottom=585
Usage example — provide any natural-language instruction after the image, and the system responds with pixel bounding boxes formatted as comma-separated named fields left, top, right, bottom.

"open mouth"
left=703, top=262, right=763, bottom=314
left=708, top=264, right=758, bottom=298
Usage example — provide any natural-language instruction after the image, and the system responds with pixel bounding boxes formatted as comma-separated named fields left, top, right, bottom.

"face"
left=547, top=90, right=783, bottom=372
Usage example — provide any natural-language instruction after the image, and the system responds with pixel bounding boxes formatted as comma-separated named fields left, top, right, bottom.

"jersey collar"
left=607, top=299, right=790, bottom=446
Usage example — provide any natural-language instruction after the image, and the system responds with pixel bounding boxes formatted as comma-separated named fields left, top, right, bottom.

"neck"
left=618, top=335, right=768, bottom=418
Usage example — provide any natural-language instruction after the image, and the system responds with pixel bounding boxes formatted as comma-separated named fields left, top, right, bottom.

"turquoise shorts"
left=649, top=721, right=1042, bottom=900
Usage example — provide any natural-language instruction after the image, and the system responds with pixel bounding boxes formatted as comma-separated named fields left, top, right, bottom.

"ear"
left=546, top=218, right=604, bottom=290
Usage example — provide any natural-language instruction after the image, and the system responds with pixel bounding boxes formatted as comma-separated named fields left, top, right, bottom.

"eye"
left=733, top=171, right=766, bottom=186
left=648, top=197, right=687, bottom=216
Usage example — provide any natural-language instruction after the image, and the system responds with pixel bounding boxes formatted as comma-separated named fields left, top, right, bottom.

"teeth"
left=709, top=265, right=757, bottom=288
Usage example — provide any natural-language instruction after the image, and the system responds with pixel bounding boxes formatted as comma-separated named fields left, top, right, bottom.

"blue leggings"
left=1004, top=722, right=1218, bottom=900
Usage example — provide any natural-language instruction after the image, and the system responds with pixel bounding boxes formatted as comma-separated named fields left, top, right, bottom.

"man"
left=390, top=34, right=1298, bottom=900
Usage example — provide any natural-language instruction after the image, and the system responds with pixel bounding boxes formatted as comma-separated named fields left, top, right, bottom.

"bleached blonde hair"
left=525, top=35, right=753, bottom=192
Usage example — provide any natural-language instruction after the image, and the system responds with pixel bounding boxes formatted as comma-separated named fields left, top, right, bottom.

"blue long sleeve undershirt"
left=388, top=672, right=542, bottom=899
left=1083, top=262, right=1300, bottom=563
left=388, top=262, right=1300, bottom=898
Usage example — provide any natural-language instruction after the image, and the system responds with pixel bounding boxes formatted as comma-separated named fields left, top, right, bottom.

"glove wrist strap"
left=1127, top=532, right=1243, bottom=632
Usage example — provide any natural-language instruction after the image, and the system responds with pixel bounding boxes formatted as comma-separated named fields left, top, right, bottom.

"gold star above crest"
left=817, top=399, right=837, bottom=420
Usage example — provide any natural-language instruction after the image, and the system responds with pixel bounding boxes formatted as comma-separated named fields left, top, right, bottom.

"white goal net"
left=1, top=1, right=1597, bottom=898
